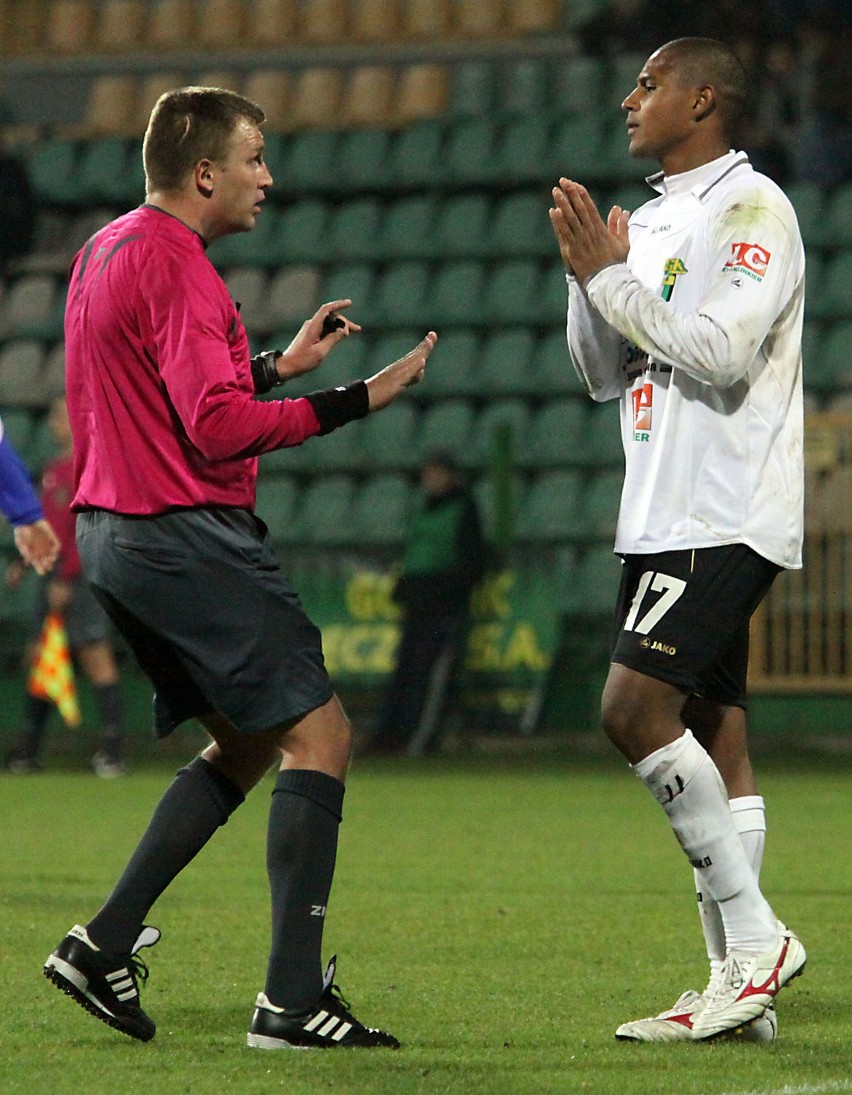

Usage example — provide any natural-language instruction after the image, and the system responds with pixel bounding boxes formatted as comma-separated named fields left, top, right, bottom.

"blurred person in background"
left=366, top=452, right=486, bottom=756
left=5, top=396, right=127, bottom=777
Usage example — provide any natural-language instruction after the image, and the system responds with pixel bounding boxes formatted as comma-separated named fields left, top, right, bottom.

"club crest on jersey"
left=661, top=258, right=687, bottom=301
left=724, top=242, right=771, bottom=280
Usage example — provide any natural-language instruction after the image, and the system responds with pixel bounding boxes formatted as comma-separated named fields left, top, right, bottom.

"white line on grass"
left=712, top=1082, right=852, bottom=1095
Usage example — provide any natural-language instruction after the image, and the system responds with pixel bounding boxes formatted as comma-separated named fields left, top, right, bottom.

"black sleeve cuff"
left=305, top=381, right=370, bottom=434
left=250, top=350, right=283, bottom=395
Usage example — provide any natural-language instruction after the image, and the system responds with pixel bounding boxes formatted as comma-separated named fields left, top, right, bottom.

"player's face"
left=621, top=50, right=699, bottom=167
left=208, top=118, right=273, bottom=236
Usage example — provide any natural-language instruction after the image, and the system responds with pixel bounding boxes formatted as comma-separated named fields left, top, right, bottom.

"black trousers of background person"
left=371, top=611, right=467, bottom=754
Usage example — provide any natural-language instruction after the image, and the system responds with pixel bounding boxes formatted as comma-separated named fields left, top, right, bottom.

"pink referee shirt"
left=65, top=205, right=321, bottom=515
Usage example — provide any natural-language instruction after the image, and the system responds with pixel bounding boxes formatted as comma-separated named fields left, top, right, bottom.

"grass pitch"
left=1, top=746, right=849, bottom=1095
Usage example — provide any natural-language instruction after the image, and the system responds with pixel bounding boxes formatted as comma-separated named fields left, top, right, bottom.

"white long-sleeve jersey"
left=567, top=150, right=805, bottom=569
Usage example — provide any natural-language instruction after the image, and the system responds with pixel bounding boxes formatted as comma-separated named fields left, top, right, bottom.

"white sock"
left=633, top=731, right=777, bottom=953
left=695, top=795, right=767, bottom=991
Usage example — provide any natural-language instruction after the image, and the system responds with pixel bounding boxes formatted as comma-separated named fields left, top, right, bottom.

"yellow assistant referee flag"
left=27, top=612, right=81, bottom=727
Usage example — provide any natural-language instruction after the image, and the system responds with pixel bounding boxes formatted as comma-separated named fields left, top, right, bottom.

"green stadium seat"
left=433, top=194, right=492, bottom=260
left=450, top=59, right=497, bottom=119
left=575, top=470, right=623, bottom=542
left=515, top=470, right=583, bottom=543
left=537, top=259, right=570, bottom=325
left=494, top=116, right=552, bottom=186
left=563, top=544, right=623, bottom=614
left=319, top=263, right=376, bottom=325
left=373, top=261, right=431, bottom=326
left=376, top=194, right=439, bottom=262
left=524, top=399, right=589, bottom=468
left=388, top=120, right=447, bottom=189
left=443, top=119, right=498, bottom=187
left=787, top=181, right=828, bottom=248
left=821, top=183, right=852, bottom=248
left=415, top=398, right=476, bottom=463
left=482, top=259, right=541, bottom=326
left=477, top=328, right=537, bottom=397
left=0, top=275, right=60, bottom=341
left=817, top=321, right=852, bottom=390
left=0, top=340, right=46, bottom=406
left=0, top=408, right=35, bottom=457
left=529, top=329, right=589, bottom=397
left=352, top=473, right=413, bottom=544
left=473, top=471, right=525, bottom=544
left=357, top=399, right=420, bottom=471
left=337, top=128, right=393, bottom=193
left=428, top=261, right=487, bottom=326
left=580, top=400, right=624, bottom=468
left=26, top=139, right=83, bottom=206
left=289, top=474, right=357, bottom=544
left=22, top=410, right=59, bottom=475
left=309, top=416, right=366, bottom=472
left=283, top=131, right=339, bottom=195
left=472, top=399, right=533, bottom=470
left=76, top=137, right=141, bottom=208
left=325, top=198, right=383, bottom=263
left=422, top=329, right=481, bottom=398
left=551, top=54, right=607, bottom=118
left=268, top=199, right=330, bottom=264
left=550, top=115, right=606, bottom=180
left=490, top=191, right=554, bottom=259
left=810, top=250, right=852, bottom=319
left=253, top=474, right=300, bottom=545
left=499, top=57, right=551, bottom=119
left=264, top=266, right=321, bottom=332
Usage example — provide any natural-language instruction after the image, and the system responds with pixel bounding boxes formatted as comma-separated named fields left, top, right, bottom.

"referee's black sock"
left=264, top=768, right=345, bottom=1012
left=86, top=756, right=244, bottom=954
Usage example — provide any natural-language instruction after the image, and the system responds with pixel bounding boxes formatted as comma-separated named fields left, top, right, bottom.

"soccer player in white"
left=550, top=37, right=806, bottom=1042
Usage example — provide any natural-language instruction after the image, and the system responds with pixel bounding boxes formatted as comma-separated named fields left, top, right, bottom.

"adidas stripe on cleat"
left=247, top=956, right=399, bottom=1050
left=44, top=924, right=159, bottom=1042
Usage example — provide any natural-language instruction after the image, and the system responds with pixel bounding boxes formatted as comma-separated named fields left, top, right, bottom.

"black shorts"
left=76, top=507, right=333, bottom=738
left=611, top=544, right=780, bottom=708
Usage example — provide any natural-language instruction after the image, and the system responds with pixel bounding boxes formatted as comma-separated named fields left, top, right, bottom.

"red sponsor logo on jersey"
left=724, top=242, right=772, bottom=278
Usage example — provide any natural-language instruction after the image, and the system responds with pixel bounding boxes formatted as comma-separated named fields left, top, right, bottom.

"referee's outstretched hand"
left=274, top=300, right=362, bottom=382
left=365, top=332, right=438, bottom=412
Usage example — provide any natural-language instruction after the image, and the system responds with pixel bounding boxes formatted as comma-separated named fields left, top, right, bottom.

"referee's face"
left=205, top=118, right=273, bottom=240
left=622, top=50, right=701, bottom=170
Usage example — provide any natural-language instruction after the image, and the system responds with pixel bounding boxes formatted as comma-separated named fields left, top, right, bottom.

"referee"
left=43, top=86, right=435, bottom=1049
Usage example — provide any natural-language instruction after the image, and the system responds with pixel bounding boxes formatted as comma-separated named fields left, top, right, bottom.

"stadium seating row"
left=28, top=50, right=649, bottom=141
left=1, top=0, right=573, bottom=58
left=21, top=125, right=852, bottom=253
left=251, top=465, right=625, bottom=548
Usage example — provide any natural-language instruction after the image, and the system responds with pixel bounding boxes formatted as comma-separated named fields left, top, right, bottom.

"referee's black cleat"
left=44, top=924, right=160, bottom=1042
left=247, top=956, right=400, bottom=1049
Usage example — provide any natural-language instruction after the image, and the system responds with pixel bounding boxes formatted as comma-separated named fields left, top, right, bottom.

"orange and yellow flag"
left=27, top=612, right=81, bottom=727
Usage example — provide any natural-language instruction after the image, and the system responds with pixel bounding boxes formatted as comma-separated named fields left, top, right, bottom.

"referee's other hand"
left=275, top=300, right=362, bottom=382
left=366, top=331, right=438, bottom=411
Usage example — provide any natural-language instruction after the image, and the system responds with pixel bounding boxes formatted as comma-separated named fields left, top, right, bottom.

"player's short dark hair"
left=143, top=86, right=265, bottom=193
left=659, top=37, right=749, bottom=141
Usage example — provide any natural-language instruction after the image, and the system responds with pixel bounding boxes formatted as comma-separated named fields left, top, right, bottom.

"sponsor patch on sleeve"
left=724, top=242, right=771, bottom=281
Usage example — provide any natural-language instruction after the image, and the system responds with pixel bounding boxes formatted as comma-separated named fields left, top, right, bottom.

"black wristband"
left=305, top=381, right=370, bottom=434
left=250, top=350, right=283, bottom=395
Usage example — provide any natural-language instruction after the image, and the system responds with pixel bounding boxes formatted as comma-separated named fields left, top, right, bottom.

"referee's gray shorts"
left=76, top=507, right=334, bottom=738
